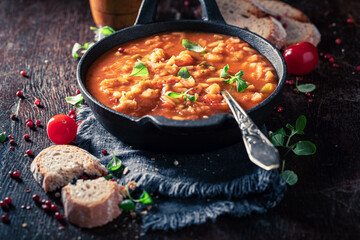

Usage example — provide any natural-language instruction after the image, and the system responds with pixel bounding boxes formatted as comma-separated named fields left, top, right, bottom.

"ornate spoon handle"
left=221, top=90, right=279, bottom=170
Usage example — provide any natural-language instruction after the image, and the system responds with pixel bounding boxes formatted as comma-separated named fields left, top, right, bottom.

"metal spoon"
left=221, top=90, right=279, bottom=170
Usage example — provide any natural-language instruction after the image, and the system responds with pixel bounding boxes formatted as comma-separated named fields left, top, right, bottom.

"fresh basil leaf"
left=234, top=70, right=245, bottom=78
left=0, top=132, right=6, bottom=143
left=236, top=78, right=248, bottom=92
left=138, top=191, right=153, bottom=204
left=220, top=64, right=230, bottom=78
left=130, top=62, right=149, bottom=77
left=107, top=152, right=122, bottom=172
left=270, top=128, right=286, bottom=147
left=90, top=26, right=115, bottom=36
left=184, top=93, right=197, bottom=103
left=119, top=199, right=136, bottom=211
left=286, top=123, right=294, bottom=131
left=178, top=67, right=193, bottom=80
left=103, top=174, right=113, bottom=180
left=65, top=94, right=84, bottom=108
left=167, top=92, right=183, bottom=98
left=182, top=39, right=206, bottom=53
left=223, top=77, right=236, bottom=84
left=292, top=140, right=317, bottom=156
left=296, top=84, right=316, bottom=93
left=280, top=170, right=298, bottom=186
left=295, top=115, right=306, bottom=134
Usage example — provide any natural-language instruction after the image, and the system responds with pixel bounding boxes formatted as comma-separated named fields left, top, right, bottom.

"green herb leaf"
left=107, top=151, right=122, bottom=173
left=223, top=77, right=236, bottom=84
left=90, top=26, right=115, bottom=36
left=65, top=94, right=84, bottom=108
left=286, top=123, right=294, bottom=131
left=103, top=174, right=113, bottom=180
left=296, top=83, right=316, bottom=93
left=72, top=42, right=95, bottom=59
left=295, top=115, right=307, bottom=134
left=292, top=140, right=317, bottom=156
left=138, top=191, right=153, bottom=204
left=0, top=132, right=6, bottom=143
left=220, top=64, right=230, bottom=78
left=235, top=70, right=245, bottom=78
left=119, top=199, right=136, bottom=211
left=236, top=78, right=248, bottom=92
left=184, top=93, right=197, bottom=103
left=167, top=92, right=183, bottom=98
left=270, top=128, right=286, bottom=147
left=177, top=67, right=193, bottom=80
left=182, top=39, right=206, bottom=53
left=130, top=62, right=149, bottom=77
left=280, top=170, right=298, bottom=185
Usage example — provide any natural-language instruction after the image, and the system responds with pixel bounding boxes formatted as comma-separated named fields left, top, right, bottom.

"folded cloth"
left=75, top=106, right=286, bottom=231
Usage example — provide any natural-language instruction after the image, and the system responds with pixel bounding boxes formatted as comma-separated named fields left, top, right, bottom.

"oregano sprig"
left=167, top=88, right=197, bottom=103
left=220, top=64, right=248, bottom=92
left=270, top=115, right=317, bottom=185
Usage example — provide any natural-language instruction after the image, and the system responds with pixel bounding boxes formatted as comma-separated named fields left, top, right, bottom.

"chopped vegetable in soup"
left=86, top=32, right=278, bottom=120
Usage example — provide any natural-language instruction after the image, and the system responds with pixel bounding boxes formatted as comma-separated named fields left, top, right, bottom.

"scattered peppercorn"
left=347, top=18, right=354, bottom=24
left=69, top=114, right=76, bottom=119
left=9, top=140, right=16, bottom=145
left=333, top=63, right=339, bottom=68
left=276, top=106, right=284, bottom=112
left=101, top=149, right=108, bottom=155
left=0, top=201, right=6, bottom=208
left=1, top=214, right=10, bottom=223
left=4, top=197, right=12, bottom=205
left=9, top=146, right=15, bottom=151
left=8, top=135, right=14, bottom=139
left=12, top=171, right=20, bottom=178
left=282, top=23, right=287, bottom=29
left=23, top=134, right=30, bottom=141
left=329, top=58, right=335, bottom=63
left=50, top=204, right=58, bottom=212
left=68, top=110, right=75, bottom=115
left=16, top=91, right=23, bottom=97
left=26, top=206, right=31, bottom=210
left=55, top=212, right=63, bottom=220
left=335, top=38, right=341, bottom=44
left=45, top=200, right=52, bottom=207
left=41, top=204, right=50, bottom=211
left=26, top=187, right=31, bottom=192
left=356, top=66, right=360, bottom=71
left=26, top=150, right=33, bottom=156
left=118, top=47, right=125, bottom=53
left=35, top=120, right=41, bottom=126
left=32, top=194, right=41, bottom=202
left=76, top=89, right=81, bottom=95
left=34, top=99, right=41, bottom=106
left=27, top=120, right=34, bottom=128
left=20, top=70, right=27, bottom=76
left=324, top=54, right=331, bottom=59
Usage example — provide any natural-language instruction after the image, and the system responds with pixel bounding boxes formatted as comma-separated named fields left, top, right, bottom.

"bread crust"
left=62, top=179, right=123, bottom=228
left=30, top=145, right=108, bottom=193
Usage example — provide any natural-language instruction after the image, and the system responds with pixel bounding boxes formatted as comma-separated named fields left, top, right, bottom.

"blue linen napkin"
left=75, top=106, right=286, bottom=231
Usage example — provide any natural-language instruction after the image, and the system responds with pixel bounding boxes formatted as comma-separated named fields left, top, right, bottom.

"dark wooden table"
left=1, top=0, right=359, bottom=239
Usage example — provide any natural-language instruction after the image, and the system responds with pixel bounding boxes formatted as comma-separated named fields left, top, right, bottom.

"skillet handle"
left=135, top=0, right=226, bottom=25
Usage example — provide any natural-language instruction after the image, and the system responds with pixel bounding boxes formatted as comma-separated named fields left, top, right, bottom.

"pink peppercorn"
left=324, top=54, right=331, bottom=59
left=12, top=171, right=20, bottom=178
left=1, top=214, right=9, bottom=223
left=26, top=150, right=33, bottom=156
left=276, top=15, right=281, bottom=21
left=9, top=140, right=16, bottom=145
left=55, top=212, right=63, bottom=220
left=118, top=48, right=125, bottom=53
left=69, top=110, right=75, bottom=115
left=34, top=99, right=41, bottom=106
left=9, top=146, right=14, bottom=151
left=356, top=66, right=360, bottom=71
left=16, top=91, right=23, bottom=97
left=76, top=89, right=81, bottom=95
left=50, top=204, right=58, bottom=211
left=282, top=23, right=287, bottom=29
left=329, top=58, right=335, bottom=63
left=69, top=114, right=76, bottom=119
left=20, top=70, right=27, bottom=76
left=23, top=134, right=30, bottom=141
left=308, top=99, right=313, bottom=103
left=184, top=0, right=190, bottom=6
left=27, top=120, right=34, bottom=128
left=4, top=197, right=12, bottom=205
left=335, top=38, right=341, bottom=44
left=306, top=92, right=311, bottom=96
left=42, top=204, right=50, bottom=211
left=333, top=63, right=339, bottom=68
left=35, top=120, right=41, bottom=126
left=8, top=135, right=14, bottom=139
left=276, top=106, right=284, bottom=113
left=347, top=18, right=354, bottom=23
left=288, top=80, right=294, bottom=85
left=0, top=201, right=6, bottom=207
left=32, top=194, right=41, bottom=202
left=101, top=149, right=108, bottom=155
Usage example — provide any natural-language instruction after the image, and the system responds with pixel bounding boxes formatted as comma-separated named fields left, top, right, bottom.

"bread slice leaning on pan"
left=62, top=178, right=123, bottom=228
left=31, top=145, right=108, bottom=193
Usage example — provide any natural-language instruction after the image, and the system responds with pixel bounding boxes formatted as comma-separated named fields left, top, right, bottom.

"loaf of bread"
left=62, top=178, right=123, bottom=228
left=31, top=145, right=108, bottom=193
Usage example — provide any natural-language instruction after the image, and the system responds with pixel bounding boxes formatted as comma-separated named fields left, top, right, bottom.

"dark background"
left=0, top=0, right=359, bottom=239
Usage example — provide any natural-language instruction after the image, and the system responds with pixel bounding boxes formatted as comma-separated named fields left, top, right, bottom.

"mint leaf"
left=182, top=39, right=206, bottom=53
left=90, top=26, right=115, bottom=36
left=296, top=83, right=316, bottom=93
left=119, top=199, right=136, bottom=211
left=107, top=151, right=122, bottom=174
left=270, top=128, right=286, bottom=147
left=178, top=67, right=193, bottom=80
left=236, top=78, right=248, bottom=92
left=138, top=191, right=153, bottom=204
left=130, top=62, right=149, bottom=77
left=65, top=94, right=84, bottom=108
left=220, top=64, right=230, bottom=78
left=280, top=170, right=298, bottom=185
left=292, top=140, right=317, bottom=156
left=0, top=132, right=6, bottom=143
left=72, top=42, right=95, bottom=59
left=234, top=70, right=245, bottom=78
left=168, top=89, right=197, bottom=103
left=295, top=115, right=307, bottom=134
left=167, top=92, right=183, bottom=98
left=286, top=123, right=294, bottom=131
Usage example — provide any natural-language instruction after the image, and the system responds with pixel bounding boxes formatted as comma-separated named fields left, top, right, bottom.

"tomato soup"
left=86, top=32, right=278, bottom=120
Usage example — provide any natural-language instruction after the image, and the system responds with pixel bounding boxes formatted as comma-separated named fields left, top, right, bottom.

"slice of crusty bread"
left=251, top=0, right=310, bottom=22
left=31, top=145, right=108, bottom=193
left=217, top=0, right=287, bottom=49
left=281, top=16, right=321, bottom=47
left=62, top=178, right=123, bottom=228
left=216, top=0, right=269, bottom=17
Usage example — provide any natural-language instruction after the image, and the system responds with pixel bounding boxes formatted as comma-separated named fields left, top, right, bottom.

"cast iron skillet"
left=77, top=0, right=286, bottom=152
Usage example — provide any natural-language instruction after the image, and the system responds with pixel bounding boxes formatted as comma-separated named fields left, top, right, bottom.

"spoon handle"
left=221, top=90, right=280, bottom=171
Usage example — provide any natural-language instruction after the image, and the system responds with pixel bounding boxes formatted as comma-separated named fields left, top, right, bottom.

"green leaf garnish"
left=269, top=128, right=286, bottom=147
left=182, top=39, right=206, bottom=53
left=119, top=199, right=136, bottom=211
left=72, top=42, right=95, bottom=59
left=295, top=115, right=306, bottom=134
left=177, top=67, right=193, bottom=80
left=220, top=65, right=248, bottom=92
left=107, top=151, right=122, bottom=172
left=130, top=62, right=149, bottom=77
left=65, top=94, right=84, bottom=108
left=90, top=26, right=115, bottom=36
left=292, top=140, right=317, bottom=156
left=103, top=174, right=113, bottom=180
left=167, top=88, right=197, bottom=103
left=280, top=170, right=298, bottom=186
left=296, top=83, right=316, bottom=93
left=138, top=191, right=153, bottom=204
left=0, top=132, right=6, bottom=143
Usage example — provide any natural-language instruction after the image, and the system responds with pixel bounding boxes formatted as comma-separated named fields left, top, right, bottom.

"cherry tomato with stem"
left=283, top=42, right=319, bottom=75
left=47, top=114, right=78, bottom=144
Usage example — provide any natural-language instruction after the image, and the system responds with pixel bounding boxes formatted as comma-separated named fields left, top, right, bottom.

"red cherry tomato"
left=283, top=42, right=319, bottom=75
left=47, top=114, right=78, bottom=144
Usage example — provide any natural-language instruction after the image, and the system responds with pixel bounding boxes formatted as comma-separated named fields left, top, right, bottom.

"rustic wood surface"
left=0, top=0, right=359, bottom=239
